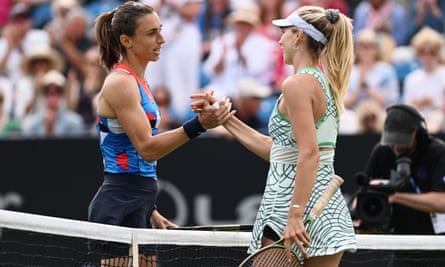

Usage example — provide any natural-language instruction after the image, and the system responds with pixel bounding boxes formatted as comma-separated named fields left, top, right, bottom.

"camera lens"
left=357, top=191, right=391, bottom=225
left=363, top=196, right=385, bottom=216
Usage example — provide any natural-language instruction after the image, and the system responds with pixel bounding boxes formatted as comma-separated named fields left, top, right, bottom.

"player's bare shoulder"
left=101, top=71, right=139, bottom=101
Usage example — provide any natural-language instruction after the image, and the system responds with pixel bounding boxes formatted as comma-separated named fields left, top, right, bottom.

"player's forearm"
left=223, top=116, right=271, bottom=161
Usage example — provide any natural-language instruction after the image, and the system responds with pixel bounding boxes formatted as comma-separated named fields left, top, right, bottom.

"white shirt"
left=403, top=65, right=445, bottom=112
left=203, top=30, right=277, bottom=99
left=0, top=29, right=50, bottom=86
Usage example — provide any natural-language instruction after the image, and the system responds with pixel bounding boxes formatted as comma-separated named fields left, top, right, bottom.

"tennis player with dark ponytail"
left=192, top=6, right=356, bottom=267
left=89, top=2, right=231, bottom=266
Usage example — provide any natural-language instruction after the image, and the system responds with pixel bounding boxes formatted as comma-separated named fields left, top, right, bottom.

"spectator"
left=405, top=0, right=445, bottom=44
left=345, top=28, right=399, bottom=111
left=15, top=45, right=64, bottom=121
left=256, top=0, right=290, bottom=93
left=145, top=0, right=203, bottom=121
left=232, top=77, right=271, bottom=133
left=355, top=99, right=385, bottom=134
left=22, top=70, right=84, bottom=137
left=402, top=27, right=445, bottom=133
left=298, top=0, right=350, bottom=16
left=0, top=75, right=13, bottom=120
left=152, top=85, right=181, bottom=133
left=67, top=45, right=105, bottom=133
left=0, top=86, right=21, bottom=137
left=51, top=6, right=93, bottom=79
left=196, top=0, right=232, bottom=61
left=0, top=85, right=20, bottom=136
left=0, top=3, right=50, bottom=86
left=44, top=0, right=80, bottom=47
left=353, top=0, right=408, bottom=46
left=202, top=6, right=278, bottom=99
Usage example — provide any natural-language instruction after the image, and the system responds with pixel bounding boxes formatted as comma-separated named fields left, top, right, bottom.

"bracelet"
left=291, top=204, right=302, bottom=209
left=182, top=116, right=206, bottom=139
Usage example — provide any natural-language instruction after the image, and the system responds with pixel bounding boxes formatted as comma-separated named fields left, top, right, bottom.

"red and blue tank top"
left=97, top=63, right=160, bottom=178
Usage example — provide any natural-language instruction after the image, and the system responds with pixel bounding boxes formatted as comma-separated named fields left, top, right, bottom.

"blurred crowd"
left=0, top=0, right=445, bottom=138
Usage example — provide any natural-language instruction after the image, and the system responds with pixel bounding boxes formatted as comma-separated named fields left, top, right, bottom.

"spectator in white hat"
left=15, top=45, right=64, bottom=121
left=22, top=70, right=84, bottom=137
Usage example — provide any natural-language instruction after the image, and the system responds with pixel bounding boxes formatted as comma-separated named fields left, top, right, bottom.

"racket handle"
left=310, top=175, right=344, bottom=218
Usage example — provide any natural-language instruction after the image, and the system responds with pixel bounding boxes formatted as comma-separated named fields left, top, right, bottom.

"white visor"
left=272, top=11, right=327, bottom=45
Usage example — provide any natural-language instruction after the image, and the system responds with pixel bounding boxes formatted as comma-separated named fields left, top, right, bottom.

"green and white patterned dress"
left=248, top=67, right=356, bottom=258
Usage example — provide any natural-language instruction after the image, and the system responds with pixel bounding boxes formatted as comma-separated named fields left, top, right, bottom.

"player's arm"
left=190, top=92, right=272, bottom=161
left=281, top=75, right=319, bottom=249
left=100, top=73, right=227, bottom=162
left=284, top=75, right=320, bottom=214
left=100, top=73, right=190, bottom=161
left=222, top=115, right=272, bottom=161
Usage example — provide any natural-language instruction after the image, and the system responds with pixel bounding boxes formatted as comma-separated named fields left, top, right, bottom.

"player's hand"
left=190, top=91, right=234, bottom=129
left=189, top=90, right=218, bottom=111
left=283, top=216, right=310, bottom=261
left=151, top=209, right=177, bottom=229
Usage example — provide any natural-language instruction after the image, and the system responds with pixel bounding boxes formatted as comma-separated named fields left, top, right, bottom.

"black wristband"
left=182, top=116, right=206, bottom=139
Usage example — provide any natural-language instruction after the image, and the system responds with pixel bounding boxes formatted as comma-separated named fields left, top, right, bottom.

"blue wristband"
left=182, top=116, right=206, bottom=139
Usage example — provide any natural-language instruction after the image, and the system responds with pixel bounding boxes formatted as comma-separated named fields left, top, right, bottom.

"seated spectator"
left=15, top=45, right=64, bottom=121
left=405, top=0, right=445, bottom=44
left=207, top=77, right=271, bottom=137
left=0, top=77, right=21, bottom=137
left=353, top=0, right=408, bottom=46
left=390, top=46, right=420, bottom=91
left=66, top=45, right=105, bottom=133
left=22, top=70, right=84, bottom=137
left=402, top=26, right=445, bottom=133
left=298, top=0, right=350, bottom=16
left=197, top=0, right=232, bottom=61
left=202, top=6, right=278, bottom=99
left=51, top=6, right=93, bottom=79
left=44, top=0, right=79, bottom=46
left=0, top=75, right=13, bottom=119
left=232, top=78, right=271, bottom=133
left=152, top=85, right=181, bottom=133
left=345, top=28, right=399, bottom=111
left=355, top=99, right=385, bottom=134
left=256, top=0, right=289, bottom=93
left=145, top=0, right=203, bottom=121
left=0, top=3, right=50, bottom=86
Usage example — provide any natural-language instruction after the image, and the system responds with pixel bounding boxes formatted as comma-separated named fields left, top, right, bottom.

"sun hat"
left=236, top=78, right=271, bottom=99
left=21, top=46, right=64, bottom=76
left=229, top=6, right=261, bottom=26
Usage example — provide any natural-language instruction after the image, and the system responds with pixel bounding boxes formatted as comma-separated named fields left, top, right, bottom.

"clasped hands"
left=189, top=91, right=235, bottom=129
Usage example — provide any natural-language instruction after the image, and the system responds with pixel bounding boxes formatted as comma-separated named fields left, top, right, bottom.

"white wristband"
left=291, top=204, right=302, bottom=209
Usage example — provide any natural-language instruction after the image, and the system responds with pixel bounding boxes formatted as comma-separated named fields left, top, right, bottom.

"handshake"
left=186, top=91, right=235, bottom=134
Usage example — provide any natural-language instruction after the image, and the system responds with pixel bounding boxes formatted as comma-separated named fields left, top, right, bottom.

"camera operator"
left=357, top=104, right=445, bottom=266
left=362, top=104, right=445, bottom=235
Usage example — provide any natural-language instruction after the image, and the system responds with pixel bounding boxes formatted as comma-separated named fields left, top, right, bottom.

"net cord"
left=1, top=209, right=445, bottom=250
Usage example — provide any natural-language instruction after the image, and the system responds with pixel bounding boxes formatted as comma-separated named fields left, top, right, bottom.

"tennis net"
left=1, top=209, right=445, bottom=266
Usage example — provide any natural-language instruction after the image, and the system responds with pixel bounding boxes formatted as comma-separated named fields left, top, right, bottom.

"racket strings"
left=245, top=247, right=300, bottom=267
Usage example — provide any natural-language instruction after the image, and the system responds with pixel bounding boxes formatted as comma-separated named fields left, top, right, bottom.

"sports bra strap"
left=114, top=63, right=154, bottom=102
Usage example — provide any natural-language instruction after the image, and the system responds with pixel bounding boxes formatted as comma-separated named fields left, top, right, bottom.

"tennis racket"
left=174, top=224, right=253, bottom=232
left=238, top=174, right=344, bottom=267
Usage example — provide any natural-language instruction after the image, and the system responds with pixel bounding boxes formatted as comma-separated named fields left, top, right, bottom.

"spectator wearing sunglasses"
left=22, top=70, right=84, bottom=137
left=402, top=26, right=445, bottom=133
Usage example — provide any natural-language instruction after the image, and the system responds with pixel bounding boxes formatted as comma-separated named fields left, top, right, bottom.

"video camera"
left=353, top=155, right=412, bottom=232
